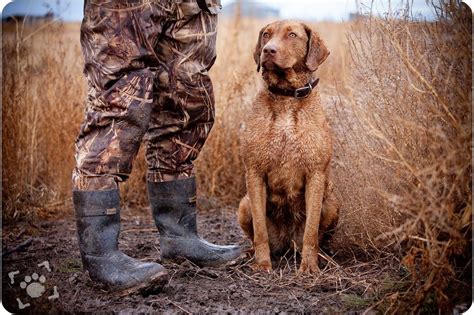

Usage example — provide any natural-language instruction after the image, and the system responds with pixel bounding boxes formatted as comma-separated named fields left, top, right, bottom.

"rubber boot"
left=147, top=178, right=241, bottom=267
left=73, top=189, right=168, bottom=293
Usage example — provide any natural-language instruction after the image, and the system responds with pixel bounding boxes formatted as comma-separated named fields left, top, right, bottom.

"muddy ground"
left=1, top=199, right=468, bottom=313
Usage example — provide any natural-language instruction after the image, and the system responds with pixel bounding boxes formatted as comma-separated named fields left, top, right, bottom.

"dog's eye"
left=262, top=32, right=270, bottom=38
left=288, top=32, right=297, bottom=38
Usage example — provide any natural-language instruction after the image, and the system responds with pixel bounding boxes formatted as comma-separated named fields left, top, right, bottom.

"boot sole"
left=162, top=255, right=242, bottom=268
left=114, top=270, right=169, bottom=296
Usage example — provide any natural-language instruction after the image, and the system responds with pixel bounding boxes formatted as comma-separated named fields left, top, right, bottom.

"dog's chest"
left=272, top=112, right=297, bottom=139
left=261, top=111, right=315, bottom=171
left=249, top=111, right=310, bottom=199
left=244, top=99, right=330, bottom=199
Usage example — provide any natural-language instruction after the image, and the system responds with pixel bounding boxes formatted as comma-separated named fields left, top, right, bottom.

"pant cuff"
left=146, top=170, right=195, bottom=183
left=72, top=173, right=119, bottom=191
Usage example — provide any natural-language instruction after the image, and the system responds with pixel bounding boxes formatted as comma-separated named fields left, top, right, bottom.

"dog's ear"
left=254, top=24, right=269, bottom=72
left=303, top=24, right=330, bottom=72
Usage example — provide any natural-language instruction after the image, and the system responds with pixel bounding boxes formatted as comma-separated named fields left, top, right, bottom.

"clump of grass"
left=341, top=293, right=373, bottom=310
left=58, top=257, right=83, bottom=273
left=2, top=19, right=85, bottom=221
left=340, top=0, right=471, bottom=311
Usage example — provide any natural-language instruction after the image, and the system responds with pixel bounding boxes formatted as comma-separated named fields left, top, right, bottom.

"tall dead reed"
left=338, top=0, right=471, bottom=311
left=2, top=21, right=84, bottom=220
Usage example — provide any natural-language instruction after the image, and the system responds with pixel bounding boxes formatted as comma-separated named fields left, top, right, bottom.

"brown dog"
left=238, top=20, right=339, bottom=273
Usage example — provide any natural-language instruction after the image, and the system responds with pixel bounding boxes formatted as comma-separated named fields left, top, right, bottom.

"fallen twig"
left=2, top=238, right=34, bottom=258
left=165, top=297, right=192, bottom=314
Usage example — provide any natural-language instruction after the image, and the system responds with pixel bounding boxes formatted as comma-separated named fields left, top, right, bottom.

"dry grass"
left=2, top=21, right=84, bottom=220
left=334, top=1, right=471, bottom=312
left=2, top=1, right=471, bottom=312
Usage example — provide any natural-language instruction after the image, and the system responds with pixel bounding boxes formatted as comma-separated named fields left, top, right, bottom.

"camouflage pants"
left=73, top=0, right=220, bottom=191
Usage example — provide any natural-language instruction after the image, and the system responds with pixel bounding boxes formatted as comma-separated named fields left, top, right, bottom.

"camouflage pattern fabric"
left=73, top=0, right=220, bottom=191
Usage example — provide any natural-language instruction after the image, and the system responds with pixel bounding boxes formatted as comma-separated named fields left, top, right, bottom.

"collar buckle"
left=294, top=85, right=312, bottom=98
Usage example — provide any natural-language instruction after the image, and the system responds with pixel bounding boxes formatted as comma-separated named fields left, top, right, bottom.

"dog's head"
left=254, top=20, right=330, bottom=74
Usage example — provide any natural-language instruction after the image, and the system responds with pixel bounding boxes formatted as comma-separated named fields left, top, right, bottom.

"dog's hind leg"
left=238, top=194, right=254, bottom=241
left=319, top=180, right=339, bottom=249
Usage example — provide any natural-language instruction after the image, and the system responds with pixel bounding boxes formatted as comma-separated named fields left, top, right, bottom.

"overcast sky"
left=2, top=0, right=436, bottom=22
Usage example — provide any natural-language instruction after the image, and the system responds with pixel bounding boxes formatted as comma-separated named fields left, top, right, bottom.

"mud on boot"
left=147, top=177, right=241, bottom=267
left=73, top=189, right=168, bottom=294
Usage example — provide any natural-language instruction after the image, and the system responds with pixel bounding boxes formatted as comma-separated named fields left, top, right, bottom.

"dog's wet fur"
left=238, top=20, right=339, bottom=273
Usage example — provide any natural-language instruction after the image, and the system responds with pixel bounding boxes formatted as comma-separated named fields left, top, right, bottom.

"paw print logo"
left=20, top=273, right=46, bottom=298
left=8, top=261, right=60, bottom=310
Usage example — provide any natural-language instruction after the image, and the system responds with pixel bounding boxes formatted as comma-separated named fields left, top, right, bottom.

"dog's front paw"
left=251, top=259, right=272, bottom=272
left=252, top=243, right=272, bottom=272
left=298, top=251, right=320, bottom=274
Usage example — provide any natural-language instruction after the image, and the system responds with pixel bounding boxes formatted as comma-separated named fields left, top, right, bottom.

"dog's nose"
left=263, top=44, right=277, bottom=56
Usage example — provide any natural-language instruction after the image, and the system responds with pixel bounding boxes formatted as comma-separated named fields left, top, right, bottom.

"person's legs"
left=73, top=0, right=170, bottom=292
left=144, top=2, right=217, bottom=182
left=74, top=0, right=170, bottom=189
left=145, top=0, right=240, bottom=266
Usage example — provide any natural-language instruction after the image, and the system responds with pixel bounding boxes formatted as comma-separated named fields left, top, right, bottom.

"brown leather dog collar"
left=268, top=77, right=319, bottom=99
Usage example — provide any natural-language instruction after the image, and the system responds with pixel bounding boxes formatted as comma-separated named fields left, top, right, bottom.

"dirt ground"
left=0, top=198, right=463, bottom=314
